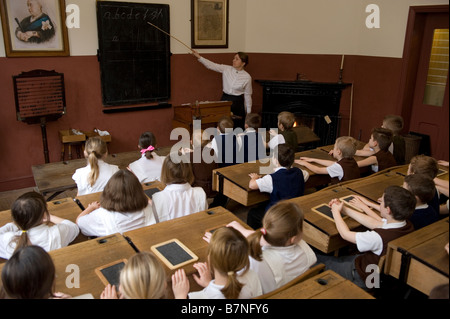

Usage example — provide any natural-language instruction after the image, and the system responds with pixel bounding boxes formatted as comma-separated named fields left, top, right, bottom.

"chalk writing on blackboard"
left=96, top=1, right=171, bottom=107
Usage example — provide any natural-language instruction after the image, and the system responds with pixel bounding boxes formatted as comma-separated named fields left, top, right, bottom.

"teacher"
left=192, top=50, right=252, bottom=130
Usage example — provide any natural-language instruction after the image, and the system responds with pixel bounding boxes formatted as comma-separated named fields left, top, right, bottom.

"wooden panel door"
left=409, top=13, right=449, bottom=161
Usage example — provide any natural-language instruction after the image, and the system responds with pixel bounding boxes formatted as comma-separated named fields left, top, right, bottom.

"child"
left=403, top=174, right=439, bottom=230
left=356, top=127, right=397, bottom=173
left=72, top=136, right=119, bottom=195
left=152, top=153, right=208, bottom=222
left=0, top=192, right=79, bottom=260
left=128, top=132, right=165, bottom=183
left=295, top=136, right=360, bottom=184
left=187, top=129, right=218, bottom=199
left=100, top=251, right=167, bottom=299
left=228, top=200, right=317, bottom=294
left=317, top=185, right=416, bottom=289
left=76, top=169, right=156, bottom=237
left=407, top=154, right=440, bottom=213
left=1, top=245, right=71, bottom=299
left=277, top=111, right=298, bottom=151
left=355, top=115, right=406, bottom=165
left=237, top=113, right=267, bottom=163
left=171, top=227, right=262, bottom=299
left=247, top=144, right=307, bottom=229
left=382, top=115, right=406, bottom=165
left=211, top=116, right=238, bottom=167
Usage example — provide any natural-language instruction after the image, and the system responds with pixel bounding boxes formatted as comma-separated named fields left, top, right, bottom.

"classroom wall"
left=0, top=0, right=447, bottom=191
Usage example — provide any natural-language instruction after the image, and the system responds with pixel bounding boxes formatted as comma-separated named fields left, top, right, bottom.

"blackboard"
left=151, top=239, right=198, bottom=270
left=97, top=1, right=171, bottom=107
left=95, top=259, right=127, bottom=287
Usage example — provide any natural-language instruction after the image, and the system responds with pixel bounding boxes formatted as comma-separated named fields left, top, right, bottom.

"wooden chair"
left=254, top=263, right=325, bottom=299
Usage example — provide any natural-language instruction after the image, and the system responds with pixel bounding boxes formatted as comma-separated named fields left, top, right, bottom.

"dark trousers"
left=246, top=201, right=269, bottom=230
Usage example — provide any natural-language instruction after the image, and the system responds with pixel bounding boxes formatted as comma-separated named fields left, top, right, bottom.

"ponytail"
left=222, top=271, right=245, bottom=299
left=13, top=230, right=31, bottom=254
left=247, top=230, right=264, bottom=262
left=87, top=151, right=100, bottom=187
left=139, top=132, right=157, bottom=160
left=208, top=227, right=249, bottom=299
left=84, top=137, right=108, bottom=187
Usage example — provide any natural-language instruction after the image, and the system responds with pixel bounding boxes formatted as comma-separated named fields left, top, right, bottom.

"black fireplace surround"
left=256, top=80, right=350, bottom=146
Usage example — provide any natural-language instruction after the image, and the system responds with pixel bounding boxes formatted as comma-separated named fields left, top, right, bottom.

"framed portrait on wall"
left=191, top=0, right=229, bottom=48
left=0, top=0, right=69, bottom=57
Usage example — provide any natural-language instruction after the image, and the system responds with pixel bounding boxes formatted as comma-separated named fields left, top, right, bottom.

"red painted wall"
left=0, top=53, right=402, bottom=191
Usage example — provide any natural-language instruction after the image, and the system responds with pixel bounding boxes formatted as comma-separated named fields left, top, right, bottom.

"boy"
left=246, top=144, right=308, bottom=229
left=237, top=113, right=267, bottom=163
left=211, top=116, right=238, bottom=168
left=355, top=115, right=406, bottom=165
left=403, top=174, right=438, bottom=230
left=383, top=115, right=406, bottom=165
left=268, top=111, right=298, bottom=151
left=295, top=136, right=360, bottom=184
left=317, top=185, right=416, bottom=289
left=356, top=127, right=397, bottom=173
left=407, top=154, right=441, bottom=215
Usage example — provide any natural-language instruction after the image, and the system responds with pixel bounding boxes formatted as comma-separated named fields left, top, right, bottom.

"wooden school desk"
left=123, top=206, right=252, bottom=296
left=0, top=233, right=137, bottom=299
left=211, top=148, right=339, bottom=207
left=211, top=142, right=370, bottom=207
left=343, top=166, right=406, bottom=203
left=287, top=185, right=370, bottom=254
left=32, top=147, right=171, bottom=201
left=268, top=269, right=374, bottom=299
left=384, top=217, right=449, bottom=296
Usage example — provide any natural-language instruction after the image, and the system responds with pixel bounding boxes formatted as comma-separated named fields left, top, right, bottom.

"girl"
left=1, top=245, right=71, bottom=299
left=171, top=227, right=262, bottom=299
left=76, top=169, right=156, bottom=237
left=151, top=152, right=208, bottom=222
left=100, top=251, right=167, bottom=299
left=229, top=200, right=317, bottom=294
left=0, top=192, right=79, bottom=260
left=72, top=136, right=119, bottom=195
left=128, top=132, right=165, bottom=183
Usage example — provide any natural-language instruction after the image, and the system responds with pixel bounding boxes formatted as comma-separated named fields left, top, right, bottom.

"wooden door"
left=409, top=13, right=449, bottom=161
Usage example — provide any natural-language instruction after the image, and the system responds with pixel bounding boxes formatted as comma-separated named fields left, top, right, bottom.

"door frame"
left=397, top=5, right=449, bottom=132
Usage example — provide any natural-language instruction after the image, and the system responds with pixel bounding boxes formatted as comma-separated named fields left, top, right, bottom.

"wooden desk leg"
left=61, top=144, right=65, bottom=161
left=68, top=144, right=72, bottom=160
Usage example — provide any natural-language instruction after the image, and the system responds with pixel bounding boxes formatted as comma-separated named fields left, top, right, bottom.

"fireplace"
left=256, top=80, right=350, bottom=147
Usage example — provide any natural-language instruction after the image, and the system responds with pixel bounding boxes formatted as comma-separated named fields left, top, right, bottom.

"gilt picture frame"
left=0, top=0, right=69, bottom=57
left=191, top=0, right=229, bottom=48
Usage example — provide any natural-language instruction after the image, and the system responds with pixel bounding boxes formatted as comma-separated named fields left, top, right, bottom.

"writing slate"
left=97, top=1, right=171, bottom=106
left=95, top=259, right=127, bottom=287
left=312, top=204, right=349, bottom=223
left=339, top=195, right=363, bottom=212
left=144, top=187, right=161, bottom=199
left=151, top=239, right=198, bottom=270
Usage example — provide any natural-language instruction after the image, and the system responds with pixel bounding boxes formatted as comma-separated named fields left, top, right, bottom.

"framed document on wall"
left=191, top=0, right=229, bottom=48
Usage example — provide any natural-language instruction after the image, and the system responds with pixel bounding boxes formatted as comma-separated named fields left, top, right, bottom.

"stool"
left=59, top=130, right=86, bottom=161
